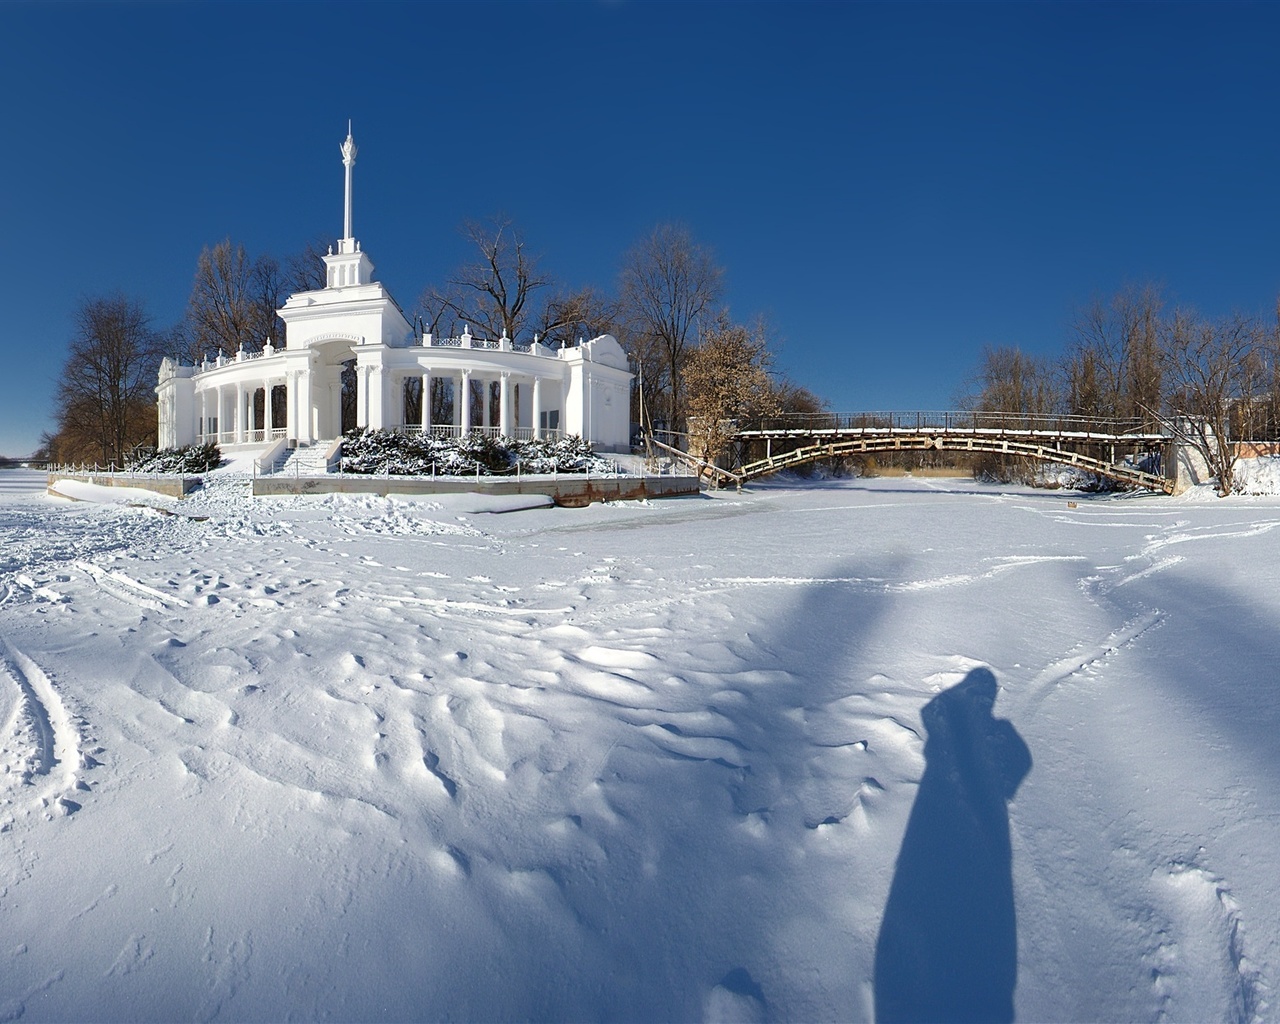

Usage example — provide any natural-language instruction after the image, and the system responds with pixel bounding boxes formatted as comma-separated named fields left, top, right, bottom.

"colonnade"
left=196, top=380, right=288, bottom=445
left=391, top=368, right=558, bottom=440
left=193, top=365, right=565, bottom=446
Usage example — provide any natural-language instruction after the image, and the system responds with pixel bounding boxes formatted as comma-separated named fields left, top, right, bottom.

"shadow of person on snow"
left=874, top=667, right=1032, bottom=1023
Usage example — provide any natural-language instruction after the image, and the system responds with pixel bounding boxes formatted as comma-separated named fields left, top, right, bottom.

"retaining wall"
left=48, top=472, right=201, bottom=499
left=251, top=473, right=701, bottom=505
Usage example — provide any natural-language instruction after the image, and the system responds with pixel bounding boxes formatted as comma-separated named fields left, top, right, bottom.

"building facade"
left=157, top=130, right=632, bottom=454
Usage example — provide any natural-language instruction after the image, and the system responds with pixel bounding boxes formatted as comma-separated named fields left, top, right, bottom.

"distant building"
left=157, top=129, right=632, bottom=454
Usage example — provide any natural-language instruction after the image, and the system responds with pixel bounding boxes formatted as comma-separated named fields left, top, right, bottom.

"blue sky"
left=3, top=1, right=1280, bottom=457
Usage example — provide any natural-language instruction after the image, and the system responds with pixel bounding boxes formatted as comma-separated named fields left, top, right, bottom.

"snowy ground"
left=1, top=464, right=1278, bottom=1021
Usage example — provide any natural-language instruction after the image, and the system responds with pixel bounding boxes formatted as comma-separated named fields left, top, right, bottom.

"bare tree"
left=1062, top=342, right=1105, bottom=419
left=420, top=216, right=552, bottom=342
left=186, top=239, right=281, bottom=359
left=534, top=286, right=620, bottom=349
left=618, top=224, right=724, bottom=435
left=285, top=235, right=331, bottom=295
left=1255, top=297, right=1280, bottom=441
left=967, top=345, right=1059, bottom=421
left=772, top=377, right=826, bottom=414
left=1160, top=310, right=1264, bottom=496
left=1064, top=285, right=1163, bottom=428
left=52, top=294, right=161, bottom=465
left=684, top=317, right=779, bottom=464
left=962, top=345, right=1060, bottom=483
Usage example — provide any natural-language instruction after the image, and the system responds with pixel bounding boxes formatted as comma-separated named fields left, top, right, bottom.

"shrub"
left=338, top=429, right=614, bottom=476
left=129, top=443, right=223, bottom=474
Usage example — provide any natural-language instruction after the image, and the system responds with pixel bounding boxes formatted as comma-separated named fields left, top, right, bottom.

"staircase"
left=269, top=442, right=337, bottom=477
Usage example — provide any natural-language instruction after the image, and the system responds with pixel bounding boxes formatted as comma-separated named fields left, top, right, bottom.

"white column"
left=302, top=367, right=314, bottom=442
left=499, top=373, right=512, bottom=437
left=372, top=366, right=386, bottom=429
left=289, top=368, right=314, bottom=443
left=532, top=377, right=542, bottom=439
left=356, top=366, right=369, bottom=427
left=286, top=373, right=298, bottom=440
left=421, top=371, right=431, bottom=430
left=200, top=389, right=209, bottom=441
left=451, top=376, right=461, bottom=428
left=216, top=385, right=226, bottom=442
left=460, top=370, right=472, bottom=433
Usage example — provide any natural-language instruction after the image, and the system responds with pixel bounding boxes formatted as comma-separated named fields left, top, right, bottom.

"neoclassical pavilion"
left=157, top=130, right=632, bottom=454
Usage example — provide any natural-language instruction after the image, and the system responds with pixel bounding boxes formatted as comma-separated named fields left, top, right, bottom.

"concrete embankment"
left=250, top=473, right=701, bottom=505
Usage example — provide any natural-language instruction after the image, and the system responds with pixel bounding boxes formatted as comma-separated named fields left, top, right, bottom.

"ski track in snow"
left=0, top=637, right=87, bottom=824
left=1018, top=609, right=1165, bottom=715
left=1145, top=861, right=1265, bottom=1024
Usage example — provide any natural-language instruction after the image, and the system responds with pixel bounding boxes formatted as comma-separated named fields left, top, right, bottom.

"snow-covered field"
left=1, top=465, right=1278, bottom=1022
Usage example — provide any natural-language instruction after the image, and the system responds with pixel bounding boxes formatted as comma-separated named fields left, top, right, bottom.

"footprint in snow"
left=703, top=968, right=766, bottom=1023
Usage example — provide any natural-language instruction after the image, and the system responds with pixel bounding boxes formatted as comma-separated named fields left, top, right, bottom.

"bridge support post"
left=1166, top=434, right=1211, bottom=495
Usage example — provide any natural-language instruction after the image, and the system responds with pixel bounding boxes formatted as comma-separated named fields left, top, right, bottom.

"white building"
left=157, top=129, right=632, bottom=455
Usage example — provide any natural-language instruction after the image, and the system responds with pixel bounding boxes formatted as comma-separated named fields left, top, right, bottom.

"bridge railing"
left=735, top=410, right=1165, bottom=437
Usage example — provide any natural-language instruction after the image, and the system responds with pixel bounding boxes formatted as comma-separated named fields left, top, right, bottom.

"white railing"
left=191, top=428, right=286, bottom=445
left=393, top=425, right=559, bottom=441
left=422, top=333, right=545, bottom=353
left=196, top=347, right=285, bottom=373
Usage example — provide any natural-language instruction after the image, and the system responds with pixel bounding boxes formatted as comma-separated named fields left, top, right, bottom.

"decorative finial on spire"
left=340, top=123, right=357, bottom=244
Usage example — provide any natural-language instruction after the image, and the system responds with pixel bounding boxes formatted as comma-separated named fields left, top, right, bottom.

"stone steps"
left=270, top=442, right=336, bottom=476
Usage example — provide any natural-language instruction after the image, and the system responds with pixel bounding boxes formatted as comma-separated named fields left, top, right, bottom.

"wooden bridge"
left=649, top=411, right=1176, bottom=494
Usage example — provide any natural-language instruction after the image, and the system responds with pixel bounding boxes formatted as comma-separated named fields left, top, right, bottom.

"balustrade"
left=389, top=424, right=559, bottom=442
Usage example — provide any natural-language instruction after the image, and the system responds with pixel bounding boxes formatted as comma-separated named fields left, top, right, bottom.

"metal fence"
left=732, top=410, right=1166, bottom=438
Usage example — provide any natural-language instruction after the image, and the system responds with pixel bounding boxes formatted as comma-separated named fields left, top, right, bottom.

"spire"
left=340, top=124, right=357, bottom=248
left=323, top=125, right=375, bottom=288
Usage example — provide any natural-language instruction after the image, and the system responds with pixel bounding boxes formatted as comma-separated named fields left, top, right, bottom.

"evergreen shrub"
left=129, top=443, right=223, bottom=474
left=339, top=429, right=613, bottom=476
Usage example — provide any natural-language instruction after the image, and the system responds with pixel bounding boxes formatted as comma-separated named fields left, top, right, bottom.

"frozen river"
left=0, top=467, right=1275, bottom=1021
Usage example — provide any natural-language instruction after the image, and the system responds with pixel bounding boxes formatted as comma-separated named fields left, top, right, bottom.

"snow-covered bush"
left=339, top=429, right=615, bottom=476
left=1231, top=456, right=1280, bottom=495
left=129, top=443, right=223, bottom=474
left=510, top=434, right=604, bottom=474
